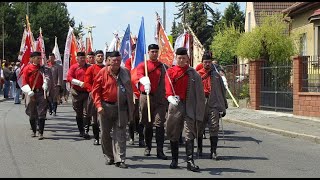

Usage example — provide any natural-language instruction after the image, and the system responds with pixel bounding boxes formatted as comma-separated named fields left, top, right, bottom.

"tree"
left=170, top=19, right=184, bottom=45
left=211, top=23, right=241, bottom=65
left=0, top=2, right=78, bottom=61
left=236, top=13, right=296, bottom=64
left=220, top=2, right=245, bottom=32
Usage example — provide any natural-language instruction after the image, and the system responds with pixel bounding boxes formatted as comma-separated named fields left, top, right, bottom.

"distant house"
left=240, top=2, right=296, bottom=68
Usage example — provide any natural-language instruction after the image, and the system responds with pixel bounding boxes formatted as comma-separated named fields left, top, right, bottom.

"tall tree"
left=0, top=2, right=77, bottom=61
left=170, top=19, right=184, bottom=45
left=220, top=2, right=245, bottom=32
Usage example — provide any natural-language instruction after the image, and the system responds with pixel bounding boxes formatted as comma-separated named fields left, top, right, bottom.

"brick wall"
left=293, top=56, right=320, bottom=117
left=248, top=60, right=264, bottom=110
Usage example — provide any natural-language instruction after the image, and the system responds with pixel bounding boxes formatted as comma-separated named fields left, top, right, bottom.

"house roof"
left=308, top=9, right=320, bottom=22
left=282, top=2, right=320, bottom=17
left=253, top=2, right=296, bottom=26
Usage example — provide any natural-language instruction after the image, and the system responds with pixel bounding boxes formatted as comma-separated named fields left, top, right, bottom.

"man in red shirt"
left=124, top=44, right=145, bottom=147
left=196, top=51, right=228, bottom=160
left=92, top=51, right=134, bottom=168
left=136, top=44, right=168, bottom=160
left=21, top=51, right=53, bottom=140
left=67, top=51, right=91, bottom=139
left=165, top=47, right=205, bottom=172
left=84, top=50, right=105, bottom=145
left=86, top=51, right=95, bottom=64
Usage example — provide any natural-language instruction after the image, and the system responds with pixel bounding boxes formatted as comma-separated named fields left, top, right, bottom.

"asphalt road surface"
left=1, top=99, right=319, bottom=178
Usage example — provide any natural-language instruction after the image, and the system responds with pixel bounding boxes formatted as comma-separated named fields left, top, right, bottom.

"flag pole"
left=144, top=54, right=152, bottom=123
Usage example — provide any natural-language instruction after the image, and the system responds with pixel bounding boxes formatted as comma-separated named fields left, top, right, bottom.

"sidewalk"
left=224, top=107, right=320, bottom=144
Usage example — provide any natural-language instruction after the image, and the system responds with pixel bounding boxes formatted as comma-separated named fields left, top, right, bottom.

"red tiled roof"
left=253, top=2, right=296, bottom=26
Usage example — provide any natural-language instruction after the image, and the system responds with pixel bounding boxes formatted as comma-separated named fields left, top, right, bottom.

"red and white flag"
left=52, top=36, right=62, bottom=65
left=63, top=26, right=74, bottom=80
left=36, top=28, right=46, bottom=66
left=18, top=31, right=32, bottom=79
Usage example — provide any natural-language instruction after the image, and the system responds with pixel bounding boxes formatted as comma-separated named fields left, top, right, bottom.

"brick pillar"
left=293, top=56, right=302, bottom=114
left=249, top=60, right=264, bottom=110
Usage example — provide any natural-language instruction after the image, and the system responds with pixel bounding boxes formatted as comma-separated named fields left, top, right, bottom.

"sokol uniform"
left=165, top=48, right=205, bottom=172
left=47, top=53, right=63, bottom=116
left=67, top=52, right=91, bottom=139
left=84, top=50, right=105, bottom=145
left=196, top=51, right=228, bottom=160
left=136, top=44, right=168, bottom=159
left=21, top=51, right=53, bottom=140
left=92, top=51, right=134, bottom=168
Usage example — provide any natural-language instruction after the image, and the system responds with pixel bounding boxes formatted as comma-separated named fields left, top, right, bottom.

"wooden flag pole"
left=144, top=54, right=152, bottom=123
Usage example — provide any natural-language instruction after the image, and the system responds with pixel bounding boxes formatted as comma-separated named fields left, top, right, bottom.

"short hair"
left=30, top=51, right=41, bottom=58
left=49, top=53, right=55, bottom=56
left=95, top=50, right=104, bottom=56
left=77, top=52, right=86, bottom=56
left=109, top=51, right=121, bottom=57
left=105, top=52, right=112, bottom=58
left=87, top=51, right=95, bottom=56
left=175, top=47, right=188, bottom=55
left=148, top=44, right=159, bottom=51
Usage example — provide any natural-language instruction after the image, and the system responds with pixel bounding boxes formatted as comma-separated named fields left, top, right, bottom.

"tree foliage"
left=219, top=2, right=245, bottom=32
left=211, top=24, right=241, bottom=65
left=236, top=13, right=296, bottom=64
left=0, top=2, right=82, bottom=61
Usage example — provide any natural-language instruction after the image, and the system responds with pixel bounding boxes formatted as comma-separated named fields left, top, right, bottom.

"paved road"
left=1, top=99, right=320, bottom=178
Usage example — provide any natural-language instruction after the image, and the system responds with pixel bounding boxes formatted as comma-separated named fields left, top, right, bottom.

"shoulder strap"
left=31, top=70, right=40, bottom=91
left=148, top=63, right=162, bottom=74
left=201, top=70, right=212, bottom=80
left=173, top=69, right=188, bottom=83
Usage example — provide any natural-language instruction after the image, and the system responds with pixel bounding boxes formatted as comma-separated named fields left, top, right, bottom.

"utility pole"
left=163, top=2, right=166, bottom=31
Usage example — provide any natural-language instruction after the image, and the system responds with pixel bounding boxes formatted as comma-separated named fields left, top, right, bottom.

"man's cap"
left=30, top=51, right=41, bottom=58
left=148, top=44, right=159, bottom=51
left=202, top=50, right=213, bottom=61
left=77, top=52, right=86, bottom=56
left=109, top=51, right=121, bottom=57
left=175, top=47, right=188, bottom=55
left=95, top=50, right=104, bottom=56
left=49, top=53, right=55, bottom=56
left=87, top=51, right=95, bottom=56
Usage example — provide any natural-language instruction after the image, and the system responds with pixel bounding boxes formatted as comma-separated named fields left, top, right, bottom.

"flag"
left=70, top=34, right=78, bottom=66
left=185, top=24, right=204, bottom=68
left=52, top=36, right=62, bottom=65
left=78, top=35, right=85, bottom=52
left=63, top=26, right=74, bottom=80
left=18, top=28, right=28, bottom=62
left=18, top=31, right=32, bottom=79
left=155, top=14, right=174, bottom=67
left=133, top=17, right=146, bottom=69
left=119, top=24, right=131, bottom=66
left=108, top=32, right=120, bottom=52
left=36, top=28, right=46, bottom=66
left=85, top=33, right=93, bottom=53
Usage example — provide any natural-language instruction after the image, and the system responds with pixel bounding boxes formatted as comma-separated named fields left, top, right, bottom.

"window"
left=300, top=33, right=307, bottom=56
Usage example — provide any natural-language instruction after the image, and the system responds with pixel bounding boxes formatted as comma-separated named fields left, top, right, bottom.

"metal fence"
left=301, top=56, right=320, bottom=92
left=260, top=60, right=293, bottom=112
left=224, top=63, right=249, bottom=101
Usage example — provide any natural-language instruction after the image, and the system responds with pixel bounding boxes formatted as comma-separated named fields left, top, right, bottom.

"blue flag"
left=133, top=17, right=146, bottom=69
left=119, top=24, right=131, bottom=65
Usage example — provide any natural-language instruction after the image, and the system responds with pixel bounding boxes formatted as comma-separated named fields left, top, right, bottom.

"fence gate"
left=260, top=61, right=293, bottom=112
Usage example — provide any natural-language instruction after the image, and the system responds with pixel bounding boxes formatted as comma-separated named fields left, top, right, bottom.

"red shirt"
left=92, top=66, right=118, bottom=109
left=67, top=63, right=89, bottom=92
left=84, top=64, right=104, bottom=92
left=136, top=60, right=162, bottom=94
left=124, top=57, right=133, bottom=70
left=195, top=63, right=203, bottom=71
left=165, top=65, right=189, bottom=101
left=22, top=63, right=44, bottom=90
left=197, top=67, right=211, bottom=97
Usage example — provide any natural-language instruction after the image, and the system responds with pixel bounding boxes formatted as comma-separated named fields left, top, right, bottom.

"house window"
left=248, top=12, right=251, bottom=32
left=300, top=33, right=307, bottom=56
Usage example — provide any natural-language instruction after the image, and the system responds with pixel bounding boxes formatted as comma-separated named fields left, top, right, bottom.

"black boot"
left=76, top=116, right=85, bottom=137
left=156, top=127, right=168, bottom=160
left=186, top=140, right=200, bottom=172
left=29, top=118, right=37, bottom=137
left=38, top=118, right=46, bottom=140
left=92, top=123, right=100, bottom=145
left=53, top=102, right=58, bottom=116
left=210, top=136, right=219, bottom=160
left=48, top=102, right=53, bottom=115
left=138, top=123, right=145, bottom=147
left=128, top=122, right=135, bottom=145
left=179, top=132, right=184, bottom=146
left=83, top=118, right=91, bottom=139
left=197, top=136, right=203, bottom=157
left=144, top=126, right=153, bottom=156
left=169, top=141, right=179, bottom=169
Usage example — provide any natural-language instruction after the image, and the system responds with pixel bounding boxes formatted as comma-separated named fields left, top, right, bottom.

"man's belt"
left=104, top=101, right=117, bottom=105
left=141, top=92, right=154, bottom=96
left=34, top=88, right=43, bottom=93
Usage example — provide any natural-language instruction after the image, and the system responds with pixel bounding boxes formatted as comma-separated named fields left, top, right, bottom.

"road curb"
left=224, top=118, right=320, bottom=144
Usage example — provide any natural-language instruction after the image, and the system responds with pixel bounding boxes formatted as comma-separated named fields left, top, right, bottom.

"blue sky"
left=66, top=2, right=245, bottom=51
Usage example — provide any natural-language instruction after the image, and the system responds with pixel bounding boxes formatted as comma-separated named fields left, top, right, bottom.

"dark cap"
left=30, top=51, right=41, bottom=58
left=49, top=53, right=55, bottom=56
left=148, top=44, right=159, bottom=51
left=77, top=52, right=86, bottom=56
left=95, top=50, right=104, bottom=56
left=87, top=51, right=95, bottom=56
left=109, top=51, right=121, bottom=57
left=202, top=50, right=213, bottom=61
left=175, top=47, right=188, bottom=55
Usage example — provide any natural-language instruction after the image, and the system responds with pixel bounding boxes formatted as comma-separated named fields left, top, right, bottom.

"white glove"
left=221, top=76, right=228, bottom=88
left=21, top=84, right=35, bottom=97
left=71, top=79, right=84, bottom=88
left=139, top=76, right=151, bottom=94
left=168, top=95, right=179, bottom=106
left=42, top=78, right=48, bottom=91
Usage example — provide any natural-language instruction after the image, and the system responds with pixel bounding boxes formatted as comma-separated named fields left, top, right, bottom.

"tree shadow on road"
left=201, top=167, right=255, bottom=175
left=44, top=134, right=88, bottom=141
left=222, top=135, right=262, bottom=144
